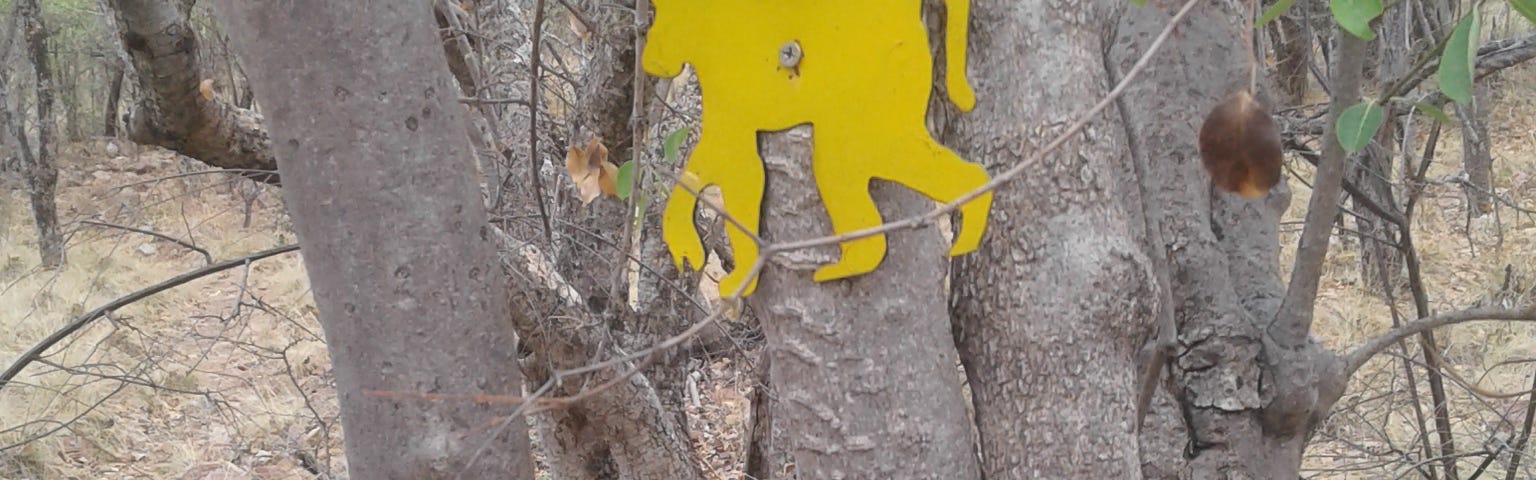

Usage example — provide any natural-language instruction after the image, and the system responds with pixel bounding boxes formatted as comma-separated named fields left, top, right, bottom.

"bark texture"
left=1457, top=83, right=1493, bottom=216
left=112, top=0, right=276, bottom=183
left=104, top=58, right=124, bottom=137
left=1110, top=2, right=1346, bottom=477
left=13, top=0, right=64, bottom=269
left=490, top=227, right=708, bottom=480
left=211, top=2, right=534, bottom=478
left=949, top=1, right=1153, bottom=477
left=748, top=126, right=981, bottom=479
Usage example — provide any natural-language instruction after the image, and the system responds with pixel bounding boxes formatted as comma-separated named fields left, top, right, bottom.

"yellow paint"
left=645, top=0, right=991, bottom=297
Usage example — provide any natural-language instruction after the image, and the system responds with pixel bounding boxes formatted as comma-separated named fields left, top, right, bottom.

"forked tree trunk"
left=1110, top=1, right=1349, bottom=477
left=211, top=2, right=535, bottom=477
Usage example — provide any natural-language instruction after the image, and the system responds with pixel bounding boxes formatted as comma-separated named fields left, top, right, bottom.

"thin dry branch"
left=0, top=244, right=300, bottom=389
left=78, top=219, right=213, bottom=264
left=1343, top=305, right=1536, bottom=375
left=525, top=0, right=553, bottom=242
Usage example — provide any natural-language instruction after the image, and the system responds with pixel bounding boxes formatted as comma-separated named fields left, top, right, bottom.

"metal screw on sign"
left=778, top=40, right=802, bottom=69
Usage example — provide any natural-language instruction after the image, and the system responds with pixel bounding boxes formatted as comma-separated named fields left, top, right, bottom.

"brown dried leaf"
left=1198, top=91, right=1283, bottom=198
left=564, top=136, right=614, bottom=205
left=599, top=162, right=618, bottom=197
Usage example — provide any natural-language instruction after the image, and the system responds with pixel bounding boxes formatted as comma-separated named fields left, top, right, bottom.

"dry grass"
left=1, top=143, right=340, bottom=479
left=1293, top=61, right=1536, bottom=478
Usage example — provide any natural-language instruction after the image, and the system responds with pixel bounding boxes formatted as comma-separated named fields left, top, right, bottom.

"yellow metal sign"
left=644, top=0, right=991, bottom=297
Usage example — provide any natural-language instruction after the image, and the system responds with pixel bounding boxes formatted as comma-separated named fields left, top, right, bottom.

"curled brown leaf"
left=1198, top=91, right=1283, bottom=198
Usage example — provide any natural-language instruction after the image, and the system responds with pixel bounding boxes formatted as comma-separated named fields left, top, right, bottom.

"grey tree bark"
left=111, top=0, right=276, bottom=183
left=1457, top=83, right=1493, bottom=216
left=949, top=1, right=1154, bottom=477
left=103, top=58, right=123, bottom=137
left=1108, top=1, right=1347, bottom=477
left=13, top=0, right=64, bottom=269
left=211, top=2, right=535, bottom=478
left=747, top=126, right=981, bottom=479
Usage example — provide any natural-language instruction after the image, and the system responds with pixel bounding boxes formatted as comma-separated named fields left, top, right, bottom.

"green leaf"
left=1129, top=0, right=1147, bottom=6
left=1257, top=0, right=1298, bottom=27
left=1436, top=11, right=1479, bottom=105
left=1329, top=0, right=1382, bottom=40
left=663, top=127, right=688, bottom=163
left=1413, top=102, right=1452, bottom=124
left=616, top=161, right=636, bottom=200
left=1512, top=0, right=1536, bottom=26
left=1335, top=101, right=1383, bottom=153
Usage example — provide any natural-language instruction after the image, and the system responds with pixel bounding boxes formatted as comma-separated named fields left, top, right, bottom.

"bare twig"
left=78, top=219, right=213, bottom=264
left=109, top=168, right=280, bottom=190
left=1506, top=369, right=1536, bottom=480
left=459, top=96, right=529, bottom=107
left=1342, top=305, right=1536, bottom=375
left=0, top=244, right=300, bottom=389
left=526, top=0, right=553, bottom=242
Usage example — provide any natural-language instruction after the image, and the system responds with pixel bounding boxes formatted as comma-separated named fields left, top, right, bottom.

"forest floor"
left=0, top=64, right=1533, bottom=479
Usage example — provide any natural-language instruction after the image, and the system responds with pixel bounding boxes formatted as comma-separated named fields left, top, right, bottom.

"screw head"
left=778, top=40, right=803, bottom=69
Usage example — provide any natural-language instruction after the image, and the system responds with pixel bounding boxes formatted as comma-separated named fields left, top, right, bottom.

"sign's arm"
left=945, top=0, right=976, bottom=111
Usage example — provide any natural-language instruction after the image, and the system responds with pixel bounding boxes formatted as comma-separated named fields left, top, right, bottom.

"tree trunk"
left=571, top=0, right=637, bottom=162
left=949, top=1, right=1154, bottom=477
left=16, top=0, right=64, bottom=269
left=113, top=0, right=277, bottom=183
left=104, top=57, right=123, bottom=137
left=211, top=2, right=535, bottom=478
left=745, top=126, right=981, bottom=479
left=1109, top=2, right=1351, bottom=477
left=1458, top=83, right=1493, bottom=216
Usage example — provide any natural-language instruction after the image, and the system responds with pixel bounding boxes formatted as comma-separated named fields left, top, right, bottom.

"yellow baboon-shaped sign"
left=645, top=0, right=991, bottom=297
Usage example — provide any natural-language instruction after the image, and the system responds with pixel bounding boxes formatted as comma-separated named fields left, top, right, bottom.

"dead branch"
left=524, top=0, right=553, bottom=242
left=0, top=244, right=300, bottom=389
left=1342, top=305, right=1536, bottom=376
left=78, top=219, right=213, bottom=264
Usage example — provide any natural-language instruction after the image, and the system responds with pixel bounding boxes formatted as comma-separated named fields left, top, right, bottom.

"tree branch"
left=0, top=244, right=299, bottom=389
left=79, top=219, right=213, bottom=264
left=1342, top=305, right=1536, bottom=375
left=1271, top=25, right=1368, bottom=347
